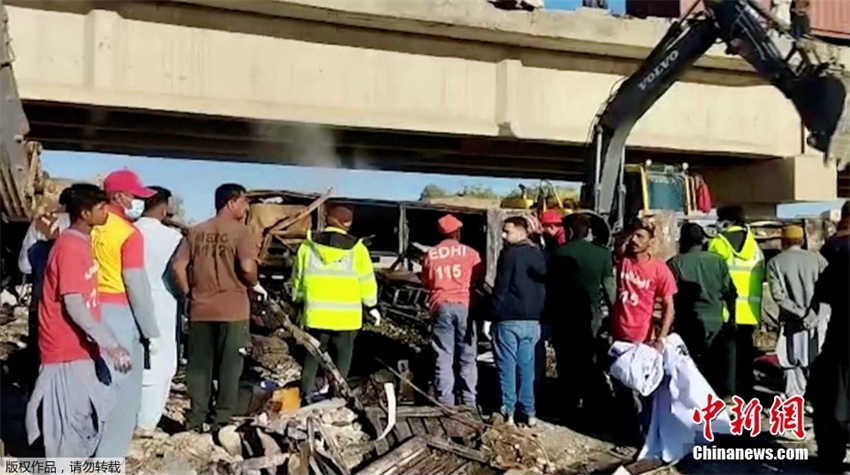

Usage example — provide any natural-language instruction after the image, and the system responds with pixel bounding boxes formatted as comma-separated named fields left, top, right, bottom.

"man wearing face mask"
left=91, top=169, right=160, bottom=456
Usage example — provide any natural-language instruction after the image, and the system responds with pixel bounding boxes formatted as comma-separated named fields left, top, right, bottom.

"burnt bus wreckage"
left=244, top=188, right=611, bottom=329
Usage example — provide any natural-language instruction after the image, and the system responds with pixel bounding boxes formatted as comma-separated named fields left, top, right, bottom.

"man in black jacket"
left=491, top=216, right=547, bottom=427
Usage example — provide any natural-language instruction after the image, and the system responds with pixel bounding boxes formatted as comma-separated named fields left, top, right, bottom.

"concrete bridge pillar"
left=702, top=153, right=836, bottom=214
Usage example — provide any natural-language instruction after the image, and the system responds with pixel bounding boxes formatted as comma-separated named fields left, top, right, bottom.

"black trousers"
left=692, top=325, right=737, bottom=399
left=813, top=411, right=850, bottom=472
left=299, top=329, right=357, bottom=397
left=185, top=320, right=250, bottom=429
left=552, top=317, right=608, bottom=411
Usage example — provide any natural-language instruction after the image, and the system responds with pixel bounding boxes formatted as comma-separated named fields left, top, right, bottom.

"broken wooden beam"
left=262, top=187, right=333, bottom=237
left=396, top=406, right=458, bottom=418
left=424, top=436, right=491, bottom=464
left=356, top=436, right=428, bottom=475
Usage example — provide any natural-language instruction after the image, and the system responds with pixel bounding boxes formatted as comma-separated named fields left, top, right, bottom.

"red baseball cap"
left=437, top=214, right=463, bottom=235
left=540, top=210, right=563, bottom=226
left=103, top=169, right=155, bottom=198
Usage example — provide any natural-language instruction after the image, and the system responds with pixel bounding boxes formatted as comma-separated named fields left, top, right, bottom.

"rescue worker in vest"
left=292, top=204, right=380, bottom=403
left=421, top=214, right=484, bottom=407
left=707, top=205, right=765, bottom=400
left=91, top=169, right=160, bottom=456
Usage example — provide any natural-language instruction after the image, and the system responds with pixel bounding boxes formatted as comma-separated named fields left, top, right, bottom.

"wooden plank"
left=395, top=406, right=476, bottom=418
left=408, top=418, right=427, bottom=437
left=356, top=437, right=428, bottom=475
left=425, top=453, right=463, bottom=475
left=422, top=417, right=447, bottom=438
left=364, top=408, right=390, bottom=456
left=425, top=436, right=491, bottom=464
left=397, top=449, right=436, bottom=475
left=394, top=419, right=413, bottom=442
left=447, top=461, right=471, bottom=475
left=396, top=407, right=450, bottom=418
left=439, top=456, right=468, bottom=475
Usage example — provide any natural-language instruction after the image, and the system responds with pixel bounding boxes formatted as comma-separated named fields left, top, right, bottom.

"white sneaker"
left=527, top=416, right=538, bottom=428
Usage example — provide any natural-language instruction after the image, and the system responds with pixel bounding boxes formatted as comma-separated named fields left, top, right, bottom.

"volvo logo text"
left=638, top=50, right=680, bottom=91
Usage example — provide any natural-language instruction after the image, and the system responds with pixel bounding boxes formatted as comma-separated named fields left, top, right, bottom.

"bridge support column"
left=702, top=154, right=837, bottom=213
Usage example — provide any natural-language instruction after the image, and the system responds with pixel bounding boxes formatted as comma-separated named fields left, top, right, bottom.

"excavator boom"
left=588, top=0, right=850, bottom=229
left=0, top=0, right=39, bottom=223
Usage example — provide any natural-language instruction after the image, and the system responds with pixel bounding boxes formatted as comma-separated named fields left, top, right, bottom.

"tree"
left=170, top=193, right=187, bottom=221
left=419, top=184, right=449, bottom=200
left=458, top=185, right=500, bottom=199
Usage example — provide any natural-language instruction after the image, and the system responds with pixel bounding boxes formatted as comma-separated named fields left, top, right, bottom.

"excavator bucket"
left=791, top=72, right=850, bottom=171
left=824, top=76, right=850, bottom=171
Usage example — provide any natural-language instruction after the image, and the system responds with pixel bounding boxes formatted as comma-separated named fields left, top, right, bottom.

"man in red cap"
left=421, top=214, right=483, bottom=407
left=91, top=169, right=160, bottom=456
left=539, top=210, right=566, bottom=251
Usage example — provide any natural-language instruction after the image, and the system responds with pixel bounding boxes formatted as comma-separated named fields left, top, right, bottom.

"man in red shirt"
left=421, top=214, right=484, bottom=406
left=26, top=184, right=132, bottom=457
left=612, top=218, right=677, bottom=349
left=610, top=218, right=676, bottom=443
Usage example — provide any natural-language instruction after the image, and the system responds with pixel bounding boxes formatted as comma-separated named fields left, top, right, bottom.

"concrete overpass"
left=6, top=0, right=847, bottom=206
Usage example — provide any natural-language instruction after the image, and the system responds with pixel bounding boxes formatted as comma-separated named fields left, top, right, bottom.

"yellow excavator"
left=500, top=180, right=578, bottom=216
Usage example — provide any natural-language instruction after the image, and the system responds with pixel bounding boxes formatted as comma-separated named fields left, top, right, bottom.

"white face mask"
left=125, top=198, right=145, bottom=220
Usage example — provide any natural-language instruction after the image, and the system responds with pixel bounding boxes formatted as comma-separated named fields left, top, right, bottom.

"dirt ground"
left=0, top=303, right=845, bottom=474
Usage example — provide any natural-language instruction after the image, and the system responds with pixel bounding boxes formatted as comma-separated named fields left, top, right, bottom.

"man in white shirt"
left=134, top=186, right=184, bottom=433
left=19, top=188, right=72, bottom=375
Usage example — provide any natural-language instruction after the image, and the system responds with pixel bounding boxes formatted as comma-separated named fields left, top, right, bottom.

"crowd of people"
left=14, top=169, right=850, bottom=472
left=419, top=205, right=849, bottom=472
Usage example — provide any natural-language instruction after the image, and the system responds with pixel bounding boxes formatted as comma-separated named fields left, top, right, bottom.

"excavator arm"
left=588, top=0, right=850, bottom=229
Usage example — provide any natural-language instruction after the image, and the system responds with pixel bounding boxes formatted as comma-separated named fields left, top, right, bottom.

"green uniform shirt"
left=667, top=248, right=736, bottom=337
left=551, top=239, right=614, bottom=325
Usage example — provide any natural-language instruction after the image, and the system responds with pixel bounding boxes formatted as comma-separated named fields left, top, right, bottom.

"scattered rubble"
left=0, top=304, right=28, bottom=361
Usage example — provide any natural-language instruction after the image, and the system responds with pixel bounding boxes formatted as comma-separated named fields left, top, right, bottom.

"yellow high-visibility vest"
left=290, top=227, right=378, bottom=331
left=708, top=225, right=765, bottom=326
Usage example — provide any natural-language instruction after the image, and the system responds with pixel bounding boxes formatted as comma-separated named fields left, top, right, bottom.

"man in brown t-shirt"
left=172, top=183, right=258, bottom=431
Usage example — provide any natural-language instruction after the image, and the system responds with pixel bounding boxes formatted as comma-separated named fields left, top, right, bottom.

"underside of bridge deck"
left=24, top=101, right=758, bottom=182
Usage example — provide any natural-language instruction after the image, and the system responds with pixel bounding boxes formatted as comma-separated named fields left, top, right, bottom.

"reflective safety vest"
left=707, top=226, right=765, bottom=326
left=290, top=228, right=378, bottom=331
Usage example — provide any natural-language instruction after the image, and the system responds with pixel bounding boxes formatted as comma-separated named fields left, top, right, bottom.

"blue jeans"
left=431, top=303, right=477, bottom=406
left=493, top=320, right=540, bottom=417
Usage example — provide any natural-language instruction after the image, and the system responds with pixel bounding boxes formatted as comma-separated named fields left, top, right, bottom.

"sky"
left=42, top=151, right=577, bottom=223
left=546, top=0, right=626, bottom=14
